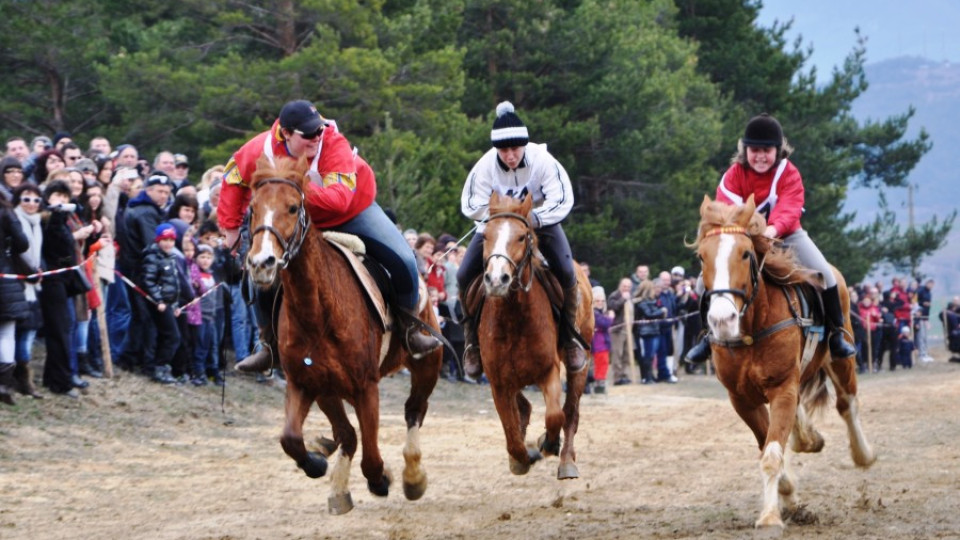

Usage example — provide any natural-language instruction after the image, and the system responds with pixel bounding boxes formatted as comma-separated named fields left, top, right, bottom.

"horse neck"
left=740, top=275, right=771, bottom=331
left=281, top=230, right=342, bottom=314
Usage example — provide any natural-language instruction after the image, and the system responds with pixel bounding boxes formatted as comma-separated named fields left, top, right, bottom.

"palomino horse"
left=694, top=195, right=876, bottom=529
left=477, top=191, right=594, bottom=479
left=244, top=157, right=443, bottom=514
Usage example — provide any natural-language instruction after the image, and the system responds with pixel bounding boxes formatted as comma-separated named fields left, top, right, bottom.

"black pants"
left=118, top=290, right=157, bottom=370
left=39, top=278, right=73, bottom=393
left=149, top=305, right=181, bottom=370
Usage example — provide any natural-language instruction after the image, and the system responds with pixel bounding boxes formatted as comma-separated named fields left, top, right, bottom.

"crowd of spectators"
left=1, top=133, right=237, bottom=404
left=0, top=132, right=953, bottom=405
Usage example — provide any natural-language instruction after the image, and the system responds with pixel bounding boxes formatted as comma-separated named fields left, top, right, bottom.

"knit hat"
left=671, top=266, right=685, bottom=277
left=196, top=244, right=214, bottom=255
left=742, top=113, right=783, bottom=148
left=0, top=156, right=23, bottom=175
left=52, top=131, right=72, bottom=147
left=145, top=171, right=172, bottom=187
left=74, top=158, right=98, bottom=174
left=491, top=101, right=529, bottom=149
left=155, top=223, right=177, bottom=242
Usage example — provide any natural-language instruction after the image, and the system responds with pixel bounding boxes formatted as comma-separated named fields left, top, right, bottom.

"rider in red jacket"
left=686, top=114, right=857, bottom=364
left=218, top=100, right=440, bottom=372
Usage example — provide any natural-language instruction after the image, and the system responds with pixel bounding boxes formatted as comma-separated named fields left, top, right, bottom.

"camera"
left=50, top=203, right=77, bottom=213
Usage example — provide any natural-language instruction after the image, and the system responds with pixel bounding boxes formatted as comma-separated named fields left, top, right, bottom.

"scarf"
left=14, top=206, right=42, bottom=301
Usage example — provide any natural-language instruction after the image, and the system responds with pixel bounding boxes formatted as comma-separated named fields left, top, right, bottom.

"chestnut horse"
left=694, top=195, right=876, bottom=529
left=244, top=157, right=442, bottom=514
left=477, top=191, right=594, bottom=479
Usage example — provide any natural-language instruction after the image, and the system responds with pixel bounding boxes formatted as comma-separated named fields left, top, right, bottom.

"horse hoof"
left=509, top=458, right=530, bottom=476
left=299, top=452, right=328, bottom=479
left=537, top=432, right=561, bottom=457
left=403, top=474, right=428, bottom=501
left=557, top=463, right=579, bottom=480
left=328, top=492, right=354, bottom=515
left=368, top=474, right=391, bottom=497
left=754, top=512, right=785, bottom=532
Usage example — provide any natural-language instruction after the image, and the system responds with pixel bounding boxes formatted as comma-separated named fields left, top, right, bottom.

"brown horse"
left=694, top=195, right=876, bottom=529
left=244, top=156, right=443, bottom=514
left=477, top=191, right=594, bottom=479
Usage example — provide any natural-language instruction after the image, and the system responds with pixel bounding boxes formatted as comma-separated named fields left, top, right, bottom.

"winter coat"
left=120, top=191, right=166, bottom=282
left=592, top=308, right=613, bottom=353
left=0, top=207, right=29, bottom=321
left=634, top=298, right=665, bottom=338
left=141, top=244, right=181, bottom=307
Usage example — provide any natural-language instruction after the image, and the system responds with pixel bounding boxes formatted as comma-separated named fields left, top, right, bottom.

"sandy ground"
left=2, top=349, right=960, bottom=540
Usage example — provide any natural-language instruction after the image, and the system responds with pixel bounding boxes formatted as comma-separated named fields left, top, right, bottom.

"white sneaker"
left=921, top=355, right=935, bottom=363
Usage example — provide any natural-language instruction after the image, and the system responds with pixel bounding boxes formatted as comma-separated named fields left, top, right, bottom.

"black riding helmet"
left=742, top=113, right=783, bottom=149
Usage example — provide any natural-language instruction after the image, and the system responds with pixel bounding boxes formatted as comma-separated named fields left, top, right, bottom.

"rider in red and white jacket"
left=218, top=100, right=440, bottom=372
left=686, top=113, right=857, bottom=364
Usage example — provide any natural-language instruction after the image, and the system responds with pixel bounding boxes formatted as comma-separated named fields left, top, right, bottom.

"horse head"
left=696, top=194, right=760, bottom=341
left=246, top=155, right=311, bottom=287
left=482, top=190, right=537, bottom=297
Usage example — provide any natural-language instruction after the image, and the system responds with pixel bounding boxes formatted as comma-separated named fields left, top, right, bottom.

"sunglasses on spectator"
left=20, top=197, right=42, bottom=204
left=294, top=127, right=323, bottom=140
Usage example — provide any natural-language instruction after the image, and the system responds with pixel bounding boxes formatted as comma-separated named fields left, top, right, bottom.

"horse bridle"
left=482, top=211, right=536, bottom=292
left=699, top=226, right=761, bottom=324
left=250, top=177, right=309, bottom=270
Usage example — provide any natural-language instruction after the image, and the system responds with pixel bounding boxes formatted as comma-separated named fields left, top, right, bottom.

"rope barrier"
left=0, top=253, right=96, bottom=281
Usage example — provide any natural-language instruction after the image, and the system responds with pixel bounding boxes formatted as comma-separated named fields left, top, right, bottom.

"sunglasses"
left=20, top=197, right=42, bottom=204
left=294, top=127, right=323, bottom=140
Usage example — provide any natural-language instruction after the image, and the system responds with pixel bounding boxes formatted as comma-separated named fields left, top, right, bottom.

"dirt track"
left=2, top=351, right=960, bottom=540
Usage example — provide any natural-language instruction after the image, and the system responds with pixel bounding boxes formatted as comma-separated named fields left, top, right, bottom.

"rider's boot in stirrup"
left=823, top=285, right=857, bottom=359
left=683, top=334, right=712, bottom=365
left=236, top=323, right=277, bottom=373
left=397, top=308, right=442, bottom=359
left=460, top=315, right=482, bottom=379
left=561, top=285, right=587, bottom=374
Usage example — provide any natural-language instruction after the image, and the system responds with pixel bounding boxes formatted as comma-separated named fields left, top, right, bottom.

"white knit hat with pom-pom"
left=491, top=101, right=529, bottom=148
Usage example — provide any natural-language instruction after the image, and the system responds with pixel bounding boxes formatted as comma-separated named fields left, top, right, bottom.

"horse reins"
left=482, top=211, right=536, bottom=292
left=249, top=178, right=309, bottom=270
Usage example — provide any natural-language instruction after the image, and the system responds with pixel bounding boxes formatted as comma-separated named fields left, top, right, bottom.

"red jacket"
left=858, top=302, right=881, bottom=332
left=218, top=119, right=376, bottom=230
left=716, top=160, right=804, bottom=237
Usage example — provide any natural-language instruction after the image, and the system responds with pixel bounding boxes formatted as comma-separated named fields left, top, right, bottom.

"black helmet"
left=742, top=113, right=783, bottom=148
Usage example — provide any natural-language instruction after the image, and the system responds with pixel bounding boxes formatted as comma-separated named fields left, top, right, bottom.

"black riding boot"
left=683, top=334, right=711, bottom=365
left=460, top=314, right=482, bottom=379
left=561, top=286, right=587, bottom=374
left=395, top=308, right=442, bottom=359
left=236, top=284, right=279, bottom=373
left=823, top=285, right=857, bottom=359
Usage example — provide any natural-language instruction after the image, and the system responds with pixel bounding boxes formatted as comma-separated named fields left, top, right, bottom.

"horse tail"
left=799, top=368, right=830, bottom=417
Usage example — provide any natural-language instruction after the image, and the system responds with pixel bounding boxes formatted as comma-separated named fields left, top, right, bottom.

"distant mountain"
left=844, top=56, right=960, bottom=292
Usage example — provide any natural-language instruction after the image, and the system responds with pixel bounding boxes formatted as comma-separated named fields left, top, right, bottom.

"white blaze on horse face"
left=248, top=208, right=278, bottom=278
left=708, top=234, right=741, bottom=340
left=484, top=220, right=514, bottom=296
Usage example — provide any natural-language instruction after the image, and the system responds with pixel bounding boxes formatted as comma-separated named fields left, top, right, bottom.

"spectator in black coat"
left=116, top=172, right=173, bottom=374
left=0, top=196, right=30, bottom=405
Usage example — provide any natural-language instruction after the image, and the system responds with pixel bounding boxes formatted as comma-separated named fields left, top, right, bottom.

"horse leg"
left=353, top=382, right=392, bottom=499
left=558, top=366, right=587, bottom=479
left=401, top=350, right=441, bottom=501
left=790, top=399, right=825, bottom=454
left=517, top=392, right=532, bottom=441
left=280, top=382, right=328, bottom=479
left=491, top=383, right=541, bottom=475
left=824, top=360, right=877, bottom=468
left=755, top=387, right=798, bottom=530
left=315, top=394, right=360, bottom=515
left=537, top=370, right=564, bottom=459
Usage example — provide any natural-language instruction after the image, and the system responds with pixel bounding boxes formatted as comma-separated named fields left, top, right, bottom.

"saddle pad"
left=323, top=234, right=388, bottom=332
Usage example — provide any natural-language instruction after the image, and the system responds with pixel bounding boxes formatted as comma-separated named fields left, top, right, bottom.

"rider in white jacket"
left=457, top=101, right=584, bottom=379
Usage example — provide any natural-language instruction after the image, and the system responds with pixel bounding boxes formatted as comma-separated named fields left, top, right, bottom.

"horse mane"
left=251, top=154, right=310, bottom=190
left=694, top=198, right=820, bottom=288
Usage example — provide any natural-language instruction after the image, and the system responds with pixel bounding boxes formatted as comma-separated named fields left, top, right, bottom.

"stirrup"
left=235, top=341, right=275, bottom=372
left=828, top=331, right=857, bottom=359
left=683, top=337, right=711, bottom=365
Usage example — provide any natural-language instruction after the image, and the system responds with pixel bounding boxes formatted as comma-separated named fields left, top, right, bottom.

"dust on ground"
left=2, top=351, right=959, bottom=540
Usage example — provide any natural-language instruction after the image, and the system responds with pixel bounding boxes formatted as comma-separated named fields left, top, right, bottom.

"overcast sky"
left=756, top=0, right=960, bottom=77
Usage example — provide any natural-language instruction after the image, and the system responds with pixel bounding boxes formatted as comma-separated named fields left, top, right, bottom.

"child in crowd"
left=896, top=326, right=915, bottom=370
left=197, top=219, right=238, bottom=372
left=591, top=286, right=613, bottom=394
left=179, top=238, right=203, bottom=382
left=191, top=243, right=223, bottom=385
left=140, top=223, right=182, bottom=384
